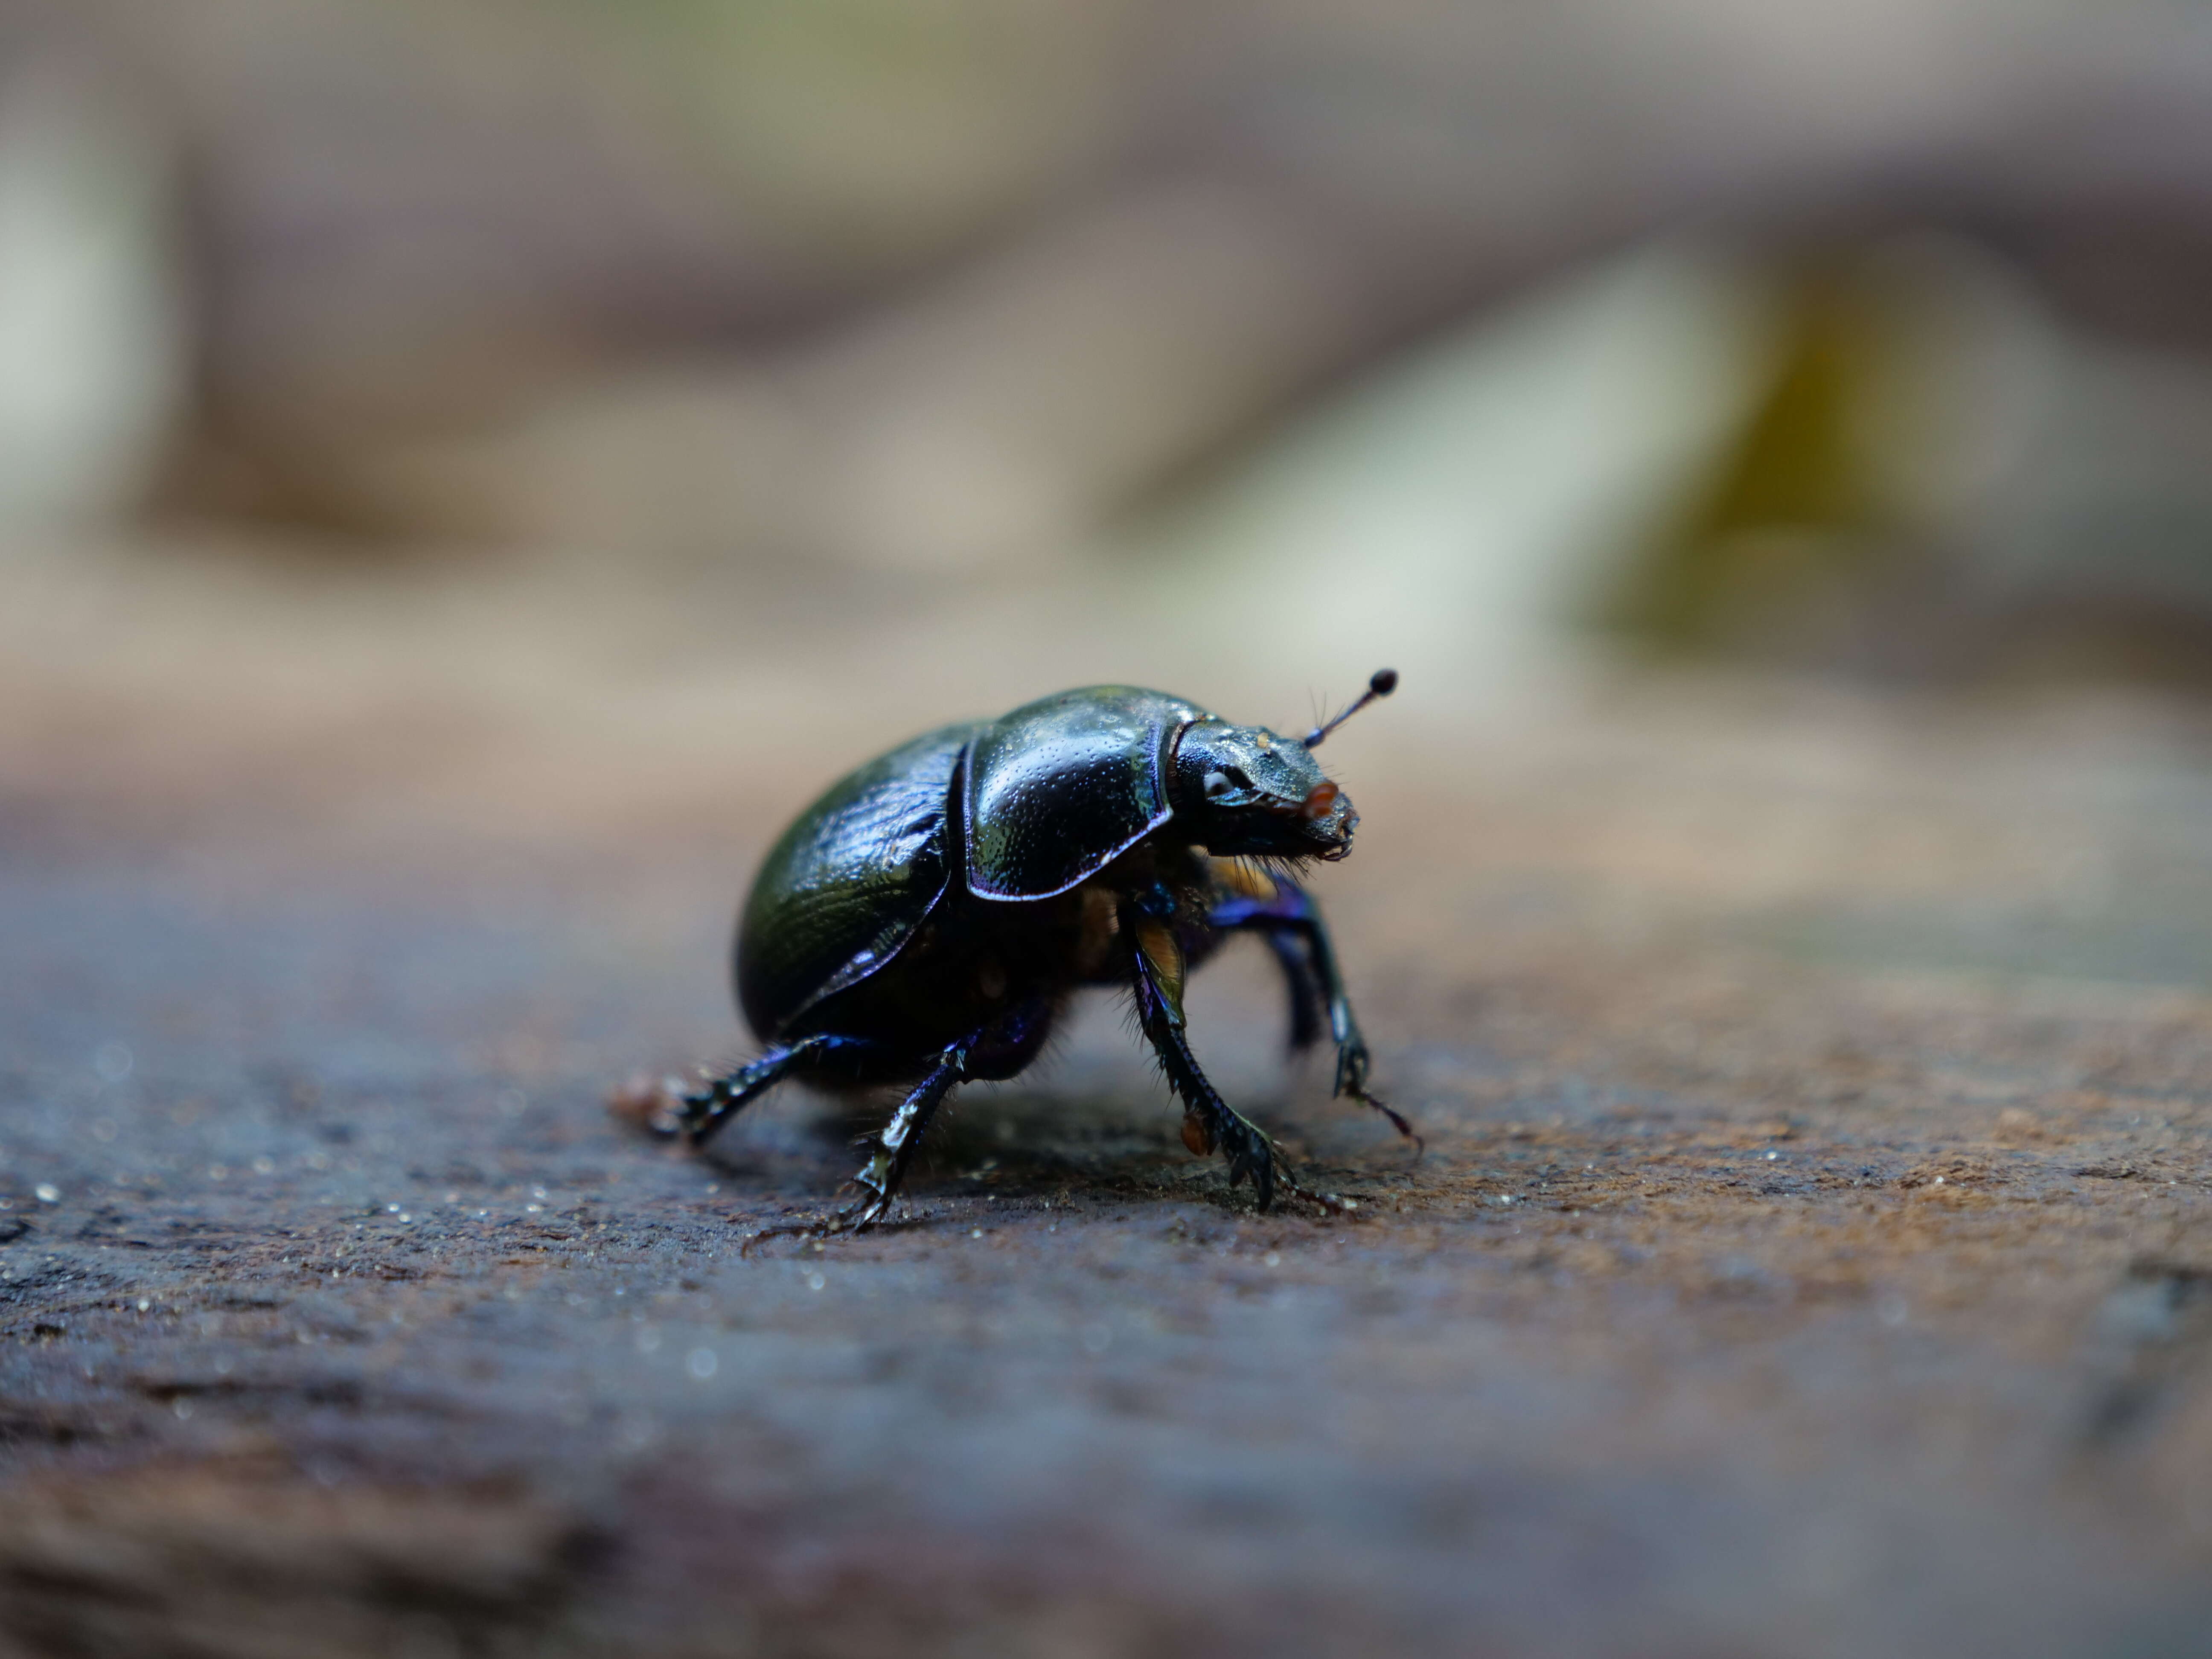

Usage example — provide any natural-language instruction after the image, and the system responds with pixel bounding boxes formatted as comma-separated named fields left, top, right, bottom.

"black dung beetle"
left=674, top=670, right=1409, bottom=1230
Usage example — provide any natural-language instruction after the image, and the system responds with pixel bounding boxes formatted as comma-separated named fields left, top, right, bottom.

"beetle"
left=671, top=670, right=1409, bottom=1231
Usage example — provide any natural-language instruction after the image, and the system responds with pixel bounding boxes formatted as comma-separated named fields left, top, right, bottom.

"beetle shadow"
left=920, top=1078, right=1188, bottom=1194
left=690, top=1063, right=1203, bottom=1198
left=689, top=966, right=1362, bottom=1205
left=937, top=976, right=1309, bottom=1195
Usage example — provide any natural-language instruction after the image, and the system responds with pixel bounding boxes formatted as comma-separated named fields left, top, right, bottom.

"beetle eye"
left=1202, top=770, right=1234, bottom=800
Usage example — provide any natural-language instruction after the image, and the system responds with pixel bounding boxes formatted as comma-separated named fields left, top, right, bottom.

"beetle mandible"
left=673, top=670, right=1409, bottom=1230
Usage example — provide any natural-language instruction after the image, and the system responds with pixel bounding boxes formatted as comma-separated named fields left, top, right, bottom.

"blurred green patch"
left=1599, top=259, right=1912, bottom=659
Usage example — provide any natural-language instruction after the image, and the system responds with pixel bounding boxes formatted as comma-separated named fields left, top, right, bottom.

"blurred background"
left=8, top=0, right=2212, bottom=839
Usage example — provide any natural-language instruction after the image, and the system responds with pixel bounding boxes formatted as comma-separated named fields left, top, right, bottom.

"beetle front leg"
left=1121, top=893, right=1290, bottom=1211
left=1207, top=868, right=1418, bottom=1150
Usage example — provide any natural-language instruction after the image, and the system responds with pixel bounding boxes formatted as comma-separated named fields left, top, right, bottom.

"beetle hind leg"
left=680, top=1034, right=878, bottom=1147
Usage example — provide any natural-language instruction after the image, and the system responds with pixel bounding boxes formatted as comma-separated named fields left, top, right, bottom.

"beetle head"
left=1172, top=720, right=1357, bottom=861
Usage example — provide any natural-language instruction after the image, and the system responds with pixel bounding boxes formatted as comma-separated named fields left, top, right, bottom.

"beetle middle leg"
left=1258, top=929, right=1326, bottom=1051
left=843, top=1042, right=970, bottom=1230
left=739, top=1043, right=971, bottom=1248
left=1206, top=867, right=1419, bottom=1151
left=842, top=995, right=1056, bottom=1227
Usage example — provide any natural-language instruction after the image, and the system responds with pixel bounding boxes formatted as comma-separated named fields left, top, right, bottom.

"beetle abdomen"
left=736, top=722, right=981, bottom=1041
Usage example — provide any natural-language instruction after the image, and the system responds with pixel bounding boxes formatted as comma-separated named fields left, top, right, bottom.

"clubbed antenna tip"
left=1302, top=668, right=1398, bottom=750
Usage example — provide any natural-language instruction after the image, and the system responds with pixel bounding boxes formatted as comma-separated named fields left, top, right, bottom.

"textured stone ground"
left=2, top=555, right=2210, bottom=1657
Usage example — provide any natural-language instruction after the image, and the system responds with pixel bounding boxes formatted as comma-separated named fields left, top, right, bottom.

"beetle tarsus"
left=607, top=1073, right=690, bottom=1138
left=829, top=1037, right=974, bottom=1231
left=681, top=1034, right=878, bottom=1148
left=679, top=1046, right=803, bottom=1146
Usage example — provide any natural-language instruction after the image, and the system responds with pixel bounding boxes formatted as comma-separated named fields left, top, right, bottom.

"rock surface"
left=2, top=561, right=2209, bottom=1656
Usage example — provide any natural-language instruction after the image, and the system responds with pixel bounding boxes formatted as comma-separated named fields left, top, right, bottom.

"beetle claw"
left=843, top=1181, right=894, bottom=1233
left=606, top=1073, right=688, bottom=1139
left=737, top=1193, right=905, bottom=1254
left=1276, top=1171, right=1358, bottom=1217
left=1206, top=1116, right=1279, bottom=1211
left=1350, top=1084, right=1422, bottom=1156
left=1333, top=1042, right=1421, bottom=1156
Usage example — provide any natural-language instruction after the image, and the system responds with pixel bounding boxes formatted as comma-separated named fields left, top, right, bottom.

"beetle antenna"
left=1301, top=668, right=1398, bottom=750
